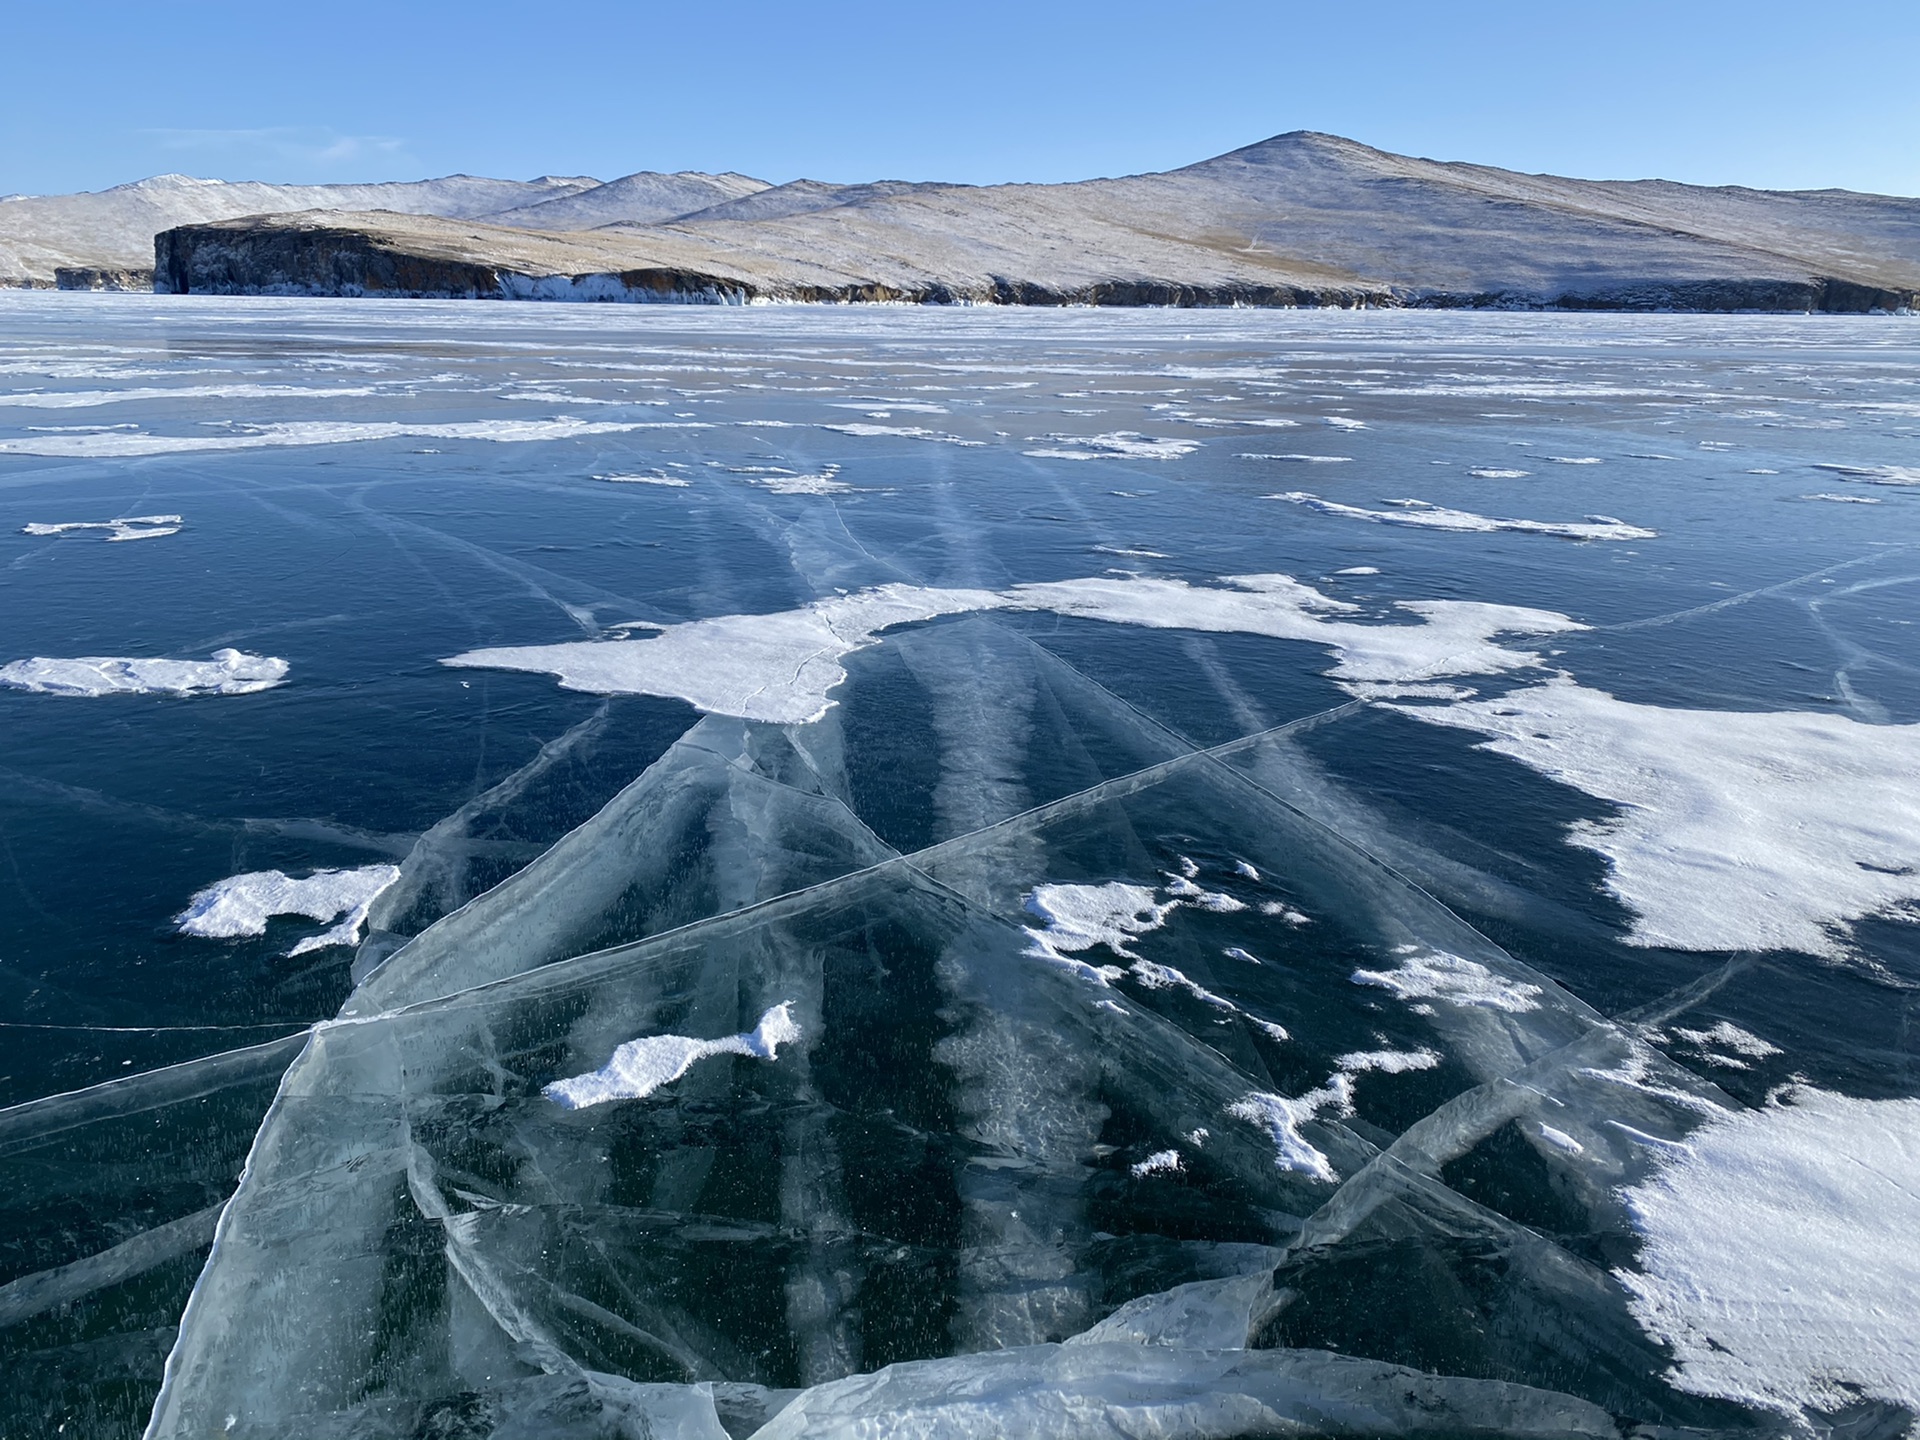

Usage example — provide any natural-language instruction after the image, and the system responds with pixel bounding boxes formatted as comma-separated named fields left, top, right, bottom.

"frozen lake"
left=1, top=296, right=1916, bottom=1438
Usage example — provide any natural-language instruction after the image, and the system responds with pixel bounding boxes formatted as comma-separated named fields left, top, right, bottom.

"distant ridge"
left=7, top=133, right=1917, bottom=309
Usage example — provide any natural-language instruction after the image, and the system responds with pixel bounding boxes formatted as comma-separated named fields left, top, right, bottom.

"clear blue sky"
left=4, top=0, right=1917, bottom=197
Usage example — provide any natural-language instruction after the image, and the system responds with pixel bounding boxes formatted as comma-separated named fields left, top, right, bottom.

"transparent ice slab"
left=142, top=622, right=1765, bottom=1438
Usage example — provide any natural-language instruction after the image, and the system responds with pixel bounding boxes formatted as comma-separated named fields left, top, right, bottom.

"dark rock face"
left=54, top=267, right=155, bottom=291
left=152, top=221, right=1919, bottom=313
left=154, top=226, right=503, bottom=299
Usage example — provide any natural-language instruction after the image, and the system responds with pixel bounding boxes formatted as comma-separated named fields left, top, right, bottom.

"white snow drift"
left=1269, top=492, right=1655, bottom=541
left=444, top=571, right=1583, bottom=725
left=0, top=648, right=287, bottom=696
left=176, top=865, right=401, bottom=956
left=1399, top=676, right=1920, bottom=958
left=1619, top=1087, right=1920, bottom=1418
left=22, top=513, right=182, bottom=541
left=544, top=1002, right=801, bottom=1109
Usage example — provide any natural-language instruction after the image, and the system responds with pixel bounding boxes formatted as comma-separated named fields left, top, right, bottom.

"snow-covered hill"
left=15, top=132, right=1920, bottom=308
left=476, top=171, right=770, bottom=230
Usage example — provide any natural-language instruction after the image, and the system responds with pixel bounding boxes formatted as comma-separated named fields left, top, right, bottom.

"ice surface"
left=175, top=865, right=402, bottom=955
left=543, top=1001, right=800, bottom=1108
left=1270, top=492, right=1656, bottom=541
left=21, top=514, right=182, bottom=541
left=1618, top=1087, right=1920, bottom=1417
left=1397, top=675, right=1920, bottom=957
left=8, top=306, right=1916, bottom=1440
left=0, top=647, right=287, bottom=696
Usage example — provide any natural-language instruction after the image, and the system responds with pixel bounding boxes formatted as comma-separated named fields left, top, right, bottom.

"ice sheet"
left=0, top=647, right=287, bottom=696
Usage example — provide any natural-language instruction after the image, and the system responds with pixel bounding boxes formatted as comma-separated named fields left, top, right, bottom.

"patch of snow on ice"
left=1163, top=874, right=1247, bottom=911
left=23, top=514, right=182, bottom=541
left=1395, top=675, right=1920, bottom=958
left=1800, top=493, right=1881, bottom=504
left=1332, top=566, right=1379, bottom=575
left=0, top=384, right=378, bottom=409
left=1539, top=1124, right=1584, bottom=1154
left=1468, top=467, right=1532, bottom=479
left=1130, top=1149, right=1183, bottom=1178
left=545, top=1003, right=801, bottom=1110
left=1810, top=462, right=1920, bottom=486
left=1546, top=456, right=1604, bottom=465
left=597, top=471, right=690, bottom=486
left=446, top=571, right=1582, bottom=722
left=727, top=463, right=852, bottom=495
left=1617, top=1088, right=1920, bottom=1417
left=1258, top=902, right=1312, bottom=925
left=1335, top=1047, right=1442, bottom=1074
left=1023, top=432, right=1198, bottom=461
left=1351, top=950, right=1544, bottom=1012
left=1228, top=1076, right=1356, bottom=1182
left=1666, top=1022, right=1782, bottom=1070
left=1022, top=882, right=1169, bottom=984
left=1237, top=453, right=1354, bottom=463
left=1271, top=492, right=1655, bottom=541
left=821, top=423, right=982, bottom=446
left=1322, top=416, right=1368, bottom=430
left=0, top=648, right=287, bottom=697
left=176, top=865, right=401, bottom=955
left=0, top=418, right=706, bottom=457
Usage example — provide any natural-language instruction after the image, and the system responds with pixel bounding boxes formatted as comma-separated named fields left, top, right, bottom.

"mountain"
left=474, top=170, right=770, bottom=230
left=0, top=173, right=603, bottom=288
left=19, top=132, right=1920, bottom=308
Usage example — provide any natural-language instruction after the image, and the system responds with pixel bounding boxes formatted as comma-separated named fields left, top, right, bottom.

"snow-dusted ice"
left=3, top=298, right=1916, bottom=1440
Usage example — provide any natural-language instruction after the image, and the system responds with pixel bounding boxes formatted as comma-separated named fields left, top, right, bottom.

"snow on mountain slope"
left=475, top=170, right=770, bottom=230
left=665, top=178, right=960, bottom=225
left=0, top=173, right=600, bottom=286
